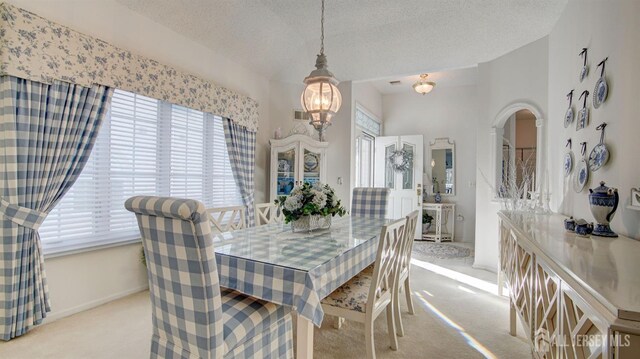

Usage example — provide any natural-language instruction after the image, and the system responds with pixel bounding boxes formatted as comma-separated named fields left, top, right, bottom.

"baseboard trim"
left=472, top=263, right=498, bottom=273
left=46, top=285, right=149, bottom=323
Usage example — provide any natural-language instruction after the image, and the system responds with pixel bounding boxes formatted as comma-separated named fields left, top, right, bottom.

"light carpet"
left=0, top=244, right=531, bottom=358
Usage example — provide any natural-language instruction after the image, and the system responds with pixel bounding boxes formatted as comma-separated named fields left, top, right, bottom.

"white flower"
left=330, top=195, right=337, bottom=206
left=290, top=186, right=303, bottom=196
left=284, top=195, right=303, bottom=211
left=311, top=190, right=327, bottom=208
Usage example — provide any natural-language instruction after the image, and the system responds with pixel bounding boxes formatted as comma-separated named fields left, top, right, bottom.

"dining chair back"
left=393, top=210, right=419, bottom=337
left=254, top=203, right=284, bottom=226
left=207, top=205, right=246, bottom=232
left=125, top=196, right=293, bottom=359
left=351, top=187, right=390, bottom=219
left=321, top=216, right=407, bottom=359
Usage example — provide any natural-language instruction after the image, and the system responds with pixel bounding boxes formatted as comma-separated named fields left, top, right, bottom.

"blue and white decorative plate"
left=574, top=159, right=589, bottom=193
left=278, top=159, right=291, bottom=173
left=576, top=108, right=588, bottom=130
left=593, top=76, right=608, bottom=109
left=580, top=65, right=588, bottom=83
left=564, top=152, right=574, bottom=177
left=564, top=106, right=574, bottom=128
left=304, top=153, right=319, bottom=172
left=588, top=144, right=609, bottom=172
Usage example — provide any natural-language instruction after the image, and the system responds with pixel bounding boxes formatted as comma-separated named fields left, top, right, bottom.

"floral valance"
left=0, top=3, right=258, bottom=131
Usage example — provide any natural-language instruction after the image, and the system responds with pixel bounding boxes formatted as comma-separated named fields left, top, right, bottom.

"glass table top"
left=212, top=216, right=389, bottom=272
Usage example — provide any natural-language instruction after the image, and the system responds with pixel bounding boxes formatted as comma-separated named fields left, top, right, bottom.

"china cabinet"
left=270, top=134, right=328, bottom=201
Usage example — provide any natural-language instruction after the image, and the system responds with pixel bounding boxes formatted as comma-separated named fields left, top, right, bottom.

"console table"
left=498, top=211, right=640, bottom=358
left=422, top=203, right=455, bottom=242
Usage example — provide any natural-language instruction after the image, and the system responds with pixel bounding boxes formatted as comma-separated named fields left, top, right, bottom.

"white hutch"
left=269, top=134, right=328, bottom=201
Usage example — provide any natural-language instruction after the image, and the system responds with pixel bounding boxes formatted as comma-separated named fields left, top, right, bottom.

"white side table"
left=422, top=203, right=455, bottom=242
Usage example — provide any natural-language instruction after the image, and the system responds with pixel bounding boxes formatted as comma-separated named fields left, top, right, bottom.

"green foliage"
left=422, top=211, right=434, bottom=224
left=274, top=182, right=346, bottom=223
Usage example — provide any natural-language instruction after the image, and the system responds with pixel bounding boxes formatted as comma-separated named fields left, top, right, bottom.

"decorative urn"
left=588, top=181, right=619, bottom=237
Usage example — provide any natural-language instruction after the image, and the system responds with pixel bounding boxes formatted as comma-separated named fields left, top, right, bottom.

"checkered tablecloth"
left=213, top=216, right=387, bottom=327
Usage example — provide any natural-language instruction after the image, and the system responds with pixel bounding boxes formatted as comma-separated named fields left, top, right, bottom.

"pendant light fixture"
left=301, top=0, right=341, bottom=142
left=413, top=74, right=436, bottom=95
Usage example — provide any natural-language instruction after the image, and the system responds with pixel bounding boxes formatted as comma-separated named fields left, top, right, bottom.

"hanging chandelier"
left=413, top=74, right=436, bottom=95
left=300, top=0, right=341, bottom=142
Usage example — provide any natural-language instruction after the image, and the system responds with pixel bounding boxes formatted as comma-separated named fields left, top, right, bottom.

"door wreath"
left=388, top=149, right=413, bottom=172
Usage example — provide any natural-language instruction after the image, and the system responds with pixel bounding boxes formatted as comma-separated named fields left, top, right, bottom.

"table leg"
left=296, top=315, right=314, bottom=359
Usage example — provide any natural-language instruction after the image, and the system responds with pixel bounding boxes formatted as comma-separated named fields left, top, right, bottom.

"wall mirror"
left=498, top=109, right=537, bottom=198
left=429, top=138, right=455, bottom=196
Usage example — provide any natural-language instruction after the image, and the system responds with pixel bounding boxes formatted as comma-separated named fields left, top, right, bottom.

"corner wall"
left=548, top=0, right=640, bottom=239
left=6, top=0, right=273, bottom=321
left=474, top=37, right=549, bottom=272
left=382, top=85, right=479, bottom=242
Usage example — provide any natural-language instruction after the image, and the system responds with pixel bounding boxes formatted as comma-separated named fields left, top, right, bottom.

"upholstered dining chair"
left=393, top=210, right=419, bottom=337
left=254, top=203, right=284, bottom=226
left=125, top=196, right=293, bottom=359
left=207, top=205, right=246, bottom=232
left=351, top=188, right=391, bottom=219
left=321, top=217, right=407, bottom=359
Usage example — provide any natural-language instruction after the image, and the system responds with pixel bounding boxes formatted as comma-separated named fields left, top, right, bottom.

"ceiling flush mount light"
left=413, top=74, right=436, bottom=95
left=301, top=0, right=341, bottom=142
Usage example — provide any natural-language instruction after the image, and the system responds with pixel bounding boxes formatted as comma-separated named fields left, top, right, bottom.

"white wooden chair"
left=321, top=217, right=407, bottom=359
left=393, top=210, right=419, bottom=337
left=254, top=203, right=284, bottom=226
left=206, top=205, right=246, bottom=232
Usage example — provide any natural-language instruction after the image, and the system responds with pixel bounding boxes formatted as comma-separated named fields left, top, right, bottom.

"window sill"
left=43, top=237, right=141, bottom=259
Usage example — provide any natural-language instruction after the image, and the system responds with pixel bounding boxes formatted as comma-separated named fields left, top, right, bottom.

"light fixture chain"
left=320, top=0, right=325, bottom=55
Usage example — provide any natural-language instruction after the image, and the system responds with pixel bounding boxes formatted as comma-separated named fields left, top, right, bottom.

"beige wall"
left=474, top=37, right=549, bottom=272
left=548, top=0, right=640, bottom=239
left=383, top=85, right=479, bottom=242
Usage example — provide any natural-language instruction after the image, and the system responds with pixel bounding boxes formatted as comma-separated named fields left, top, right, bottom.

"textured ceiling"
left=116, top=0, right=567, bottom=84
left=367, top=67, right=479, bottom=94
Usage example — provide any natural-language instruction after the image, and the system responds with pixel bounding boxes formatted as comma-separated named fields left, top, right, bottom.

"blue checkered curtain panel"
left=0, top=76, right=113, bottom=340
left=223, top=119, right=256, bottom=227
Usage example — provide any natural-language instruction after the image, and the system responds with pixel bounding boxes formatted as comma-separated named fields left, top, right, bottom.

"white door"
left=374, top=135, right=424, bottom=239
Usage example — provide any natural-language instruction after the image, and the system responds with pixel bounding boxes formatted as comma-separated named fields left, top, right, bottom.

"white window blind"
left=40, top=89, right=243, bottom=254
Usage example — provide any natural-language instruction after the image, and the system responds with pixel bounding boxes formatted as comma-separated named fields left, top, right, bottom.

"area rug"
left=412, top=242, right=472, bottom=259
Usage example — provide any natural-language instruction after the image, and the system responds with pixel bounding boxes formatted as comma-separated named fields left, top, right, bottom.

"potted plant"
left=422, top=211, right=434, bottom=233
left=275, top=182, right=346, bottom=232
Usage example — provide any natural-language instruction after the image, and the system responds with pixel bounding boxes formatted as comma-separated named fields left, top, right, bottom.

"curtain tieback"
left=0, top=197, right=48, bottom=231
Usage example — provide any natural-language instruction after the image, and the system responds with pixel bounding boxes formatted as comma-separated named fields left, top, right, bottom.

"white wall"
left=8, top=0, right=273, bottom=321
left=383, top=85, right=479, bottom=242
left=474, top=37, right=549, bottom=272
left=548, top=0, right=640, bottom=239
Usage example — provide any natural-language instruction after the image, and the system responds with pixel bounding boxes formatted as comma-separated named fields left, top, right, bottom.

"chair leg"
left=333, top=316, right=344, bottom=329
left=404, top=278, right=415, bottom=315
left=393, top=284, right=404, bottom=337
left=365, top=318, right=376, bottom=359
left=386, top=304, right=398, bottom=351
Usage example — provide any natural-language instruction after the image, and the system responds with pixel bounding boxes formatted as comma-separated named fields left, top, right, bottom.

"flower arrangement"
left=274, top=182, right=346, bottom=224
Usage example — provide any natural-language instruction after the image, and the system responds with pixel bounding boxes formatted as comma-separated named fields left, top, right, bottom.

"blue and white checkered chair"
left=125, top=196, right=294, bottom=359
left=351, top=188, right=391, bottom=219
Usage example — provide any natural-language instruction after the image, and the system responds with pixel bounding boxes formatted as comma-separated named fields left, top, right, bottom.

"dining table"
left=212, top=215, right=389, bottom=359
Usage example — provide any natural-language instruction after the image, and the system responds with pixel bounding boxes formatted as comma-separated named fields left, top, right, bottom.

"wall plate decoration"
left=631, top=188, right=640, bottom=207
left=579, top=48, right=589, bottom=82
left=593, top=57, right=609, bottom=109
left=278, top=159, right=291, bottom=173
left=574, top=142, right=589, bottom=193
left=564, top=90, right=575, bottom=128
left=564, top=139, right=573, bottom=177
left=588, top=123, right=610, bottom=172
left=576, top=90, right=590, bottom=130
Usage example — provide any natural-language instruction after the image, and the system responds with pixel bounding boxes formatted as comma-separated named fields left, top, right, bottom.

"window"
left=354, top=105, right=380, bottom=187
left=39, top=89, right=242, bottom=254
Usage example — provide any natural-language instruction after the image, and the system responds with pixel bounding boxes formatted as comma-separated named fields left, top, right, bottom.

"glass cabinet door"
left=276, top=147, right=297, bottom=196
left=302, top=147, right=322, bottom=186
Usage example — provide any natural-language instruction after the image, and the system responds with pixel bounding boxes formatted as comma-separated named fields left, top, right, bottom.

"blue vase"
left=434, top=192, right=442, bottom=203
left=589, top=181, right=619, bottom=237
